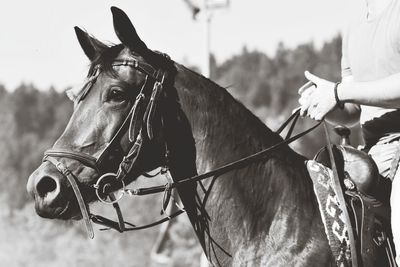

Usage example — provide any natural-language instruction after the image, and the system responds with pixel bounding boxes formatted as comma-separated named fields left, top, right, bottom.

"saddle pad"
left=306, top=160, right=351, bottom=267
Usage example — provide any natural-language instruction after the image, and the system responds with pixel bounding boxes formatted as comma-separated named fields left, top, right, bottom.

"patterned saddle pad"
left=307, top=160, right=351, bottom=267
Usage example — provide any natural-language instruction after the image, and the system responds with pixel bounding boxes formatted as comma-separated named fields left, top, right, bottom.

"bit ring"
left=94, top=173, right=125, bottom=204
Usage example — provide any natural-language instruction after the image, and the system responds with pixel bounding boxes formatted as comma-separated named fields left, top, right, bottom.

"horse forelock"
left=88, top=44, right=125, bottom=77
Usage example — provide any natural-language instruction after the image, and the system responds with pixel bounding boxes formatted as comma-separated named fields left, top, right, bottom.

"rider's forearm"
left=325, top=76, right=360, bottom=127
left=338, top=73, right=400, bottom=108
left=325, top=103, right=361, bottom=127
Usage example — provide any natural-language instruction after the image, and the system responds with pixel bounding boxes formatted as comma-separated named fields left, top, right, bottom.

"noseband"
left=43, top=53, right=175, bottom=238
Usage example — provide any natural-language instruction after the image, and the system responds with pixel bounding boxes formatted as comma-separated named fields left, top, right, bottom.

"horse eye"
left=108, top=87, right=126, bottom=102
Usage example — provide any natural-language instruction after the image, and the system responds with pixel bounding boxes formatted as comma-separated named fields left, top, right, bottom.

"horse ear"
left=74, top=26, right=108, bottom=61
left=110, top=6, right=149, bottom=55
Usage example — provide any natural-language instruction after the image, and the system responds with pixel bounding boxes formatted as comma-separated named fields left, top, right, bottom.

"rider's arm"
left=314, top=28, right=361, bottom=127
left=324, top=75, right=361, bottom=127
left=336, top=23, right=400, bottom=109
left=300, top=23, right=400, bottom=124
left=337, top=73, right=400, bottom=108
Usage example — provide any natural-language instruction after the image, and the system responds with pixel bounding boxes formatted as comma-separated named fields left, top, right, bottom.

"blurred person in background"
left=297, top=0, right=400, bottom=263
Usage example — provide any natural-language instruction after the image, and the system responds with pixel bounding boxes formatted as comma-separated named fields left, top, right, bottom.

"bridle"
left=42, top=50, right=322, bottom=241
left=43, top=52, right=176, bottom=238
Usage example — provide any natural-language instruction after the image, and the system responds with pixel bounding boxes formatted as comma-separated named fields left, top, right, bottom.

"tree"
left=211, top=35, right=359, bottom=157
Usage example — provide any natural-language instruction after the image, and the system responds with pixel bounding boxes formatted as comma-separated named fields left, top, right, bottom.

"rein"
left=43, top=52, right=322, bottom=238
left=123, top=110, right=321, bottom=196
left=89, top=109, right=322, bottom=235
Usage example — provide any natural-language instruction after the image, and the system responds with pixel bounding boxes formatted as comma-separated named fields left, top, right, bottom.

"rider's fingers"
left=304, top=71, right=323, bottom=85
left=298, top=81, right=315, bottom=94
left=308, top=108, right=317, bottom=120
left=314, top=113, right=324, bottom=121
left=307, top=101, right=318, bottom=118
left=298, top=95, right=307, bottom=106
left=300, top=106, right=308, bottom=117
left=300, top=101, right=311, bottom=117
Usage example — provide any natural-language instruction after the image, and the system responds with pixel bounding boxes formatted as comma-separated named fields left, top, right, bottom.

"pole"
left=202, top=4, right=211, bottom=78
left=201, top=0, right=229, bottom=78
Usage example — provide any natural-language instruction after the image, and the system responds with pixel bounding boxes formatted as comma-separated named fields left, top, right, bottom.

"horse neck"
left=174, top=65, right=294, bottom=171
left=173, top=66, right=316, bottom=234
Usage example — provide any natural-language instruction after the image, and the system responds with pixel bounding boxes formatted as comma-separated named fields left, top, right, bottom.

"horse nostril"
left=36, top=176, right=58, bottom=198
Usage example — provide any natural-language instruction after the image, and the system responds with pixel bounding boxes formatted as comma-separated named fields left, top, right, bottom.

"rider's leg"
left=369, top=140, right=400, bottom=264
left=391, top=169, right=400, bottom=264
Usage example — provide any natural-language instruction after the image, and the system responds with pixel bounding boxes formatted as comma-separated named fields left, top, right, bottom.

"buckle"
left=55, top=161, right=71, bottom=176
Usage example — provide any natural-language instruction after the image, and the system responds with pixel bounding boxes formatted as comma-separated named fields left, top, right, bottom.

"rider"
left=298, top=0, right=400, bottom=263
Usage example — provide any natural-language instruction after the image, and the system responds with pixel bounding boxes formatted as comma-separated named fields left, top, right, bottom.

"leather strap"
left=125, top=110, right=322, bottom=196
left=109, top=192, right=125, bottom=231
left=44, top=156, right=94, bottom=239
left=112, top=59, right=161, bottom=81
left=115, top=131, right=144, bottom=182
left=323, top=122, right=358, bottom=267
left=77, top=66, right=101, bottom=102
left=91, top=209, right=184, bottom=232
left=44, top=149, right=98, bottom=171
left=128, top=76, right=149, bottom=142
left=276, top=107, right=301, bottom=135
left=144, top=81, right=164, bottom=140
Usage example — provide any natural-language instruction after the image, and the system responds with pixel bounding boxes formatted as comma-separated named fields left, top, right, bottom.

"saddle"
left=314, top=126, right=395, bottom=267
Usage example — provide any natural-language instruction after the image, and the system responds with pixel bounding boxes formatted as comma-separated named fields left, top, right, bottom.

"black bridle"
left=43, top=53, right=176, bottom=238
left=43, top=52, right=321, bottom=240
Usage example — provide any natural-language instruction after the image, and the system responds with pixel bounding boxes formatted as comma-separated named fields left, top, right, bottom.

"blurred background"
left=0, top=0, right=365, bottom=266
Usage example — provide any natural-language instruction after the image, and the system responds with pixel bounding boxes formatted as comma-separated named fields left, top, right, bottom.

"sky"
left=0, top=0, right=363, bottom=91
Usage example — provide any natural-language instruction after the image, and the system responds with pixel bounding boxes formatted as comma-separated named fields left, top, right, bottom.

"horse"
left=26, top=6, right=334, bottom=266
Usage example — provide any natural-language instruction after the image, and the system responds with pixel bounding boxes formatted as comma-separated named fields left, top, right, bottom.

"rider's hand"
left=298, top=71, right=337, bottom=121
left=298, top=81, right=316, bottom=116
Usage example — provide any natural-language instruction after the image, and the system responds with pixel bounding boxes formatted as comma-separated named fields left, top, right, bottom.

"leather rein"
left=43, top=53, right=322, bottom=239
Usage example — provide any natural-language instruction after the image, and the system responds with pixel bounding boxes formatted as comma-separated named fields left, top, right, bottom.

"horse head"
left=26, top=7, right=194, bottom=228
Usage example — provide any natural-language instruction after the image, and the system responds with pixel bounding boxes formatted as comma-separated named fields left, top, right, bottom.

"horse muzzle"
left=27, top=161, right=80, bottom=219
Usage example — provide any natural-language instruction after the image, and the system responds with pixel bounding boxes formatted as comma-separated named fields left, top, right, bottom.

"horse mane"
left=175, top=63, right=284, bottom=151
left=173, top=63, right=316, bottom=246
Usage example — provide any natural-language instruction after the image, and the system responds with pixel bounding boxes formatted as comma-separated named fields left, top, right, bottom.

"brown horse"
left=26, top=7, right=334, bottom=266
